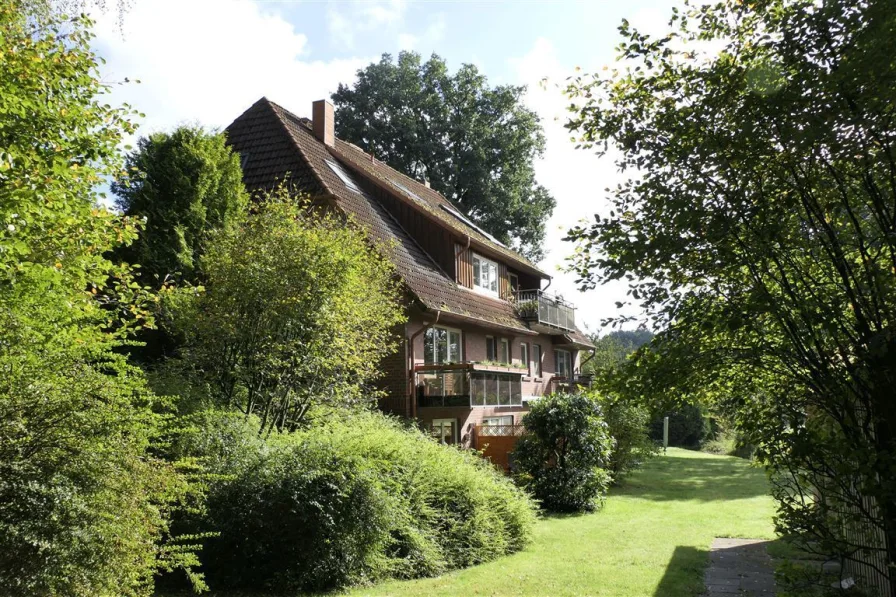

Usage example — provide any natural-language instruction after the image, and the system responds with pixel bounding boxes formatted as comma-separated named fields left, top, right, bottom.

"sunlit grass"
left=346, top=448, right=775, bottom=597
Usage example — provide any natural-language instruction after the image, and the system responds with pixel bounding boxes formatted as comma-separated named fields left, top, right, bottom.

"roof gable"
left=224, top=97, right=591, bottom=344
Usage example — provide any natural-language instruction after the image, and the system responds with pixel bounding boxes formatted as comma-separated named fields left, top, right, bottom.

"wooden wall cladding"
left=456, top=244, right=473, bottom=288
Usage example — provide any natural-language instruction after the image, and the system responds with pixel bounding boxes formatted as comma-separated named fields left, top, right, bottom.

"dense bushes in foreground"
left=175, top=411, right=536, bottom=593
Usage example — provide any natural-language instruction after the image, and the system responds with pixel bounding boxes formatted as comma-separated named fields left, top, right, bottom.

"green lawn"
left=347, top=448, right=776, bottom=597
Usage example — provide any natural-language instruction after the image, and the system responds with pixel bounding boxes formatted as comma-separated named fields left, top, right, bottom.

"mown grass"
left=346, top=448, right=775, bottom=597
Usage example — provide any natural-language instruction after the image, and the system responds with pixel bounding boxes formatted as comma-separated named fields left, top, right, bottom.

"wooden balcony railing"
left=473, top=424, right=527, bottom=438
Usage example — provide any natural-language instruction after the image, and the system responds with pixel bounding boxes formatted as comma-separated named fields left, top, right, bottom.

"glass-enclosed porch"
left=415, top=363, right=524, bottom=408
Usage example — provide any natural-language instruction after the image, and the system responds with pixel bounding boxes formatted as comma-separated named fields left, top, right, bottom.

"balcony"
left=546, top=374, right=594, bottom=395
left=514, top=289, right=576, bottom=331
left=415, top=363, right=524, bottom=408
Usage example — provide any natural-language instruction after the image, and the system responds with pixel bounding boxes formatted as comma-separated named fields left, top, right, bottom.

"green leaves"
left=112, top=126, right=249, bottom=288
left=166, top=192, right=404, bottom=434
left=564, top=0, right=896, bottom=576
left=514, top=393, right=614, bottom=512
left=0, top=4, right=201, bottom=594
left=331, top=51, right=555, bottom=260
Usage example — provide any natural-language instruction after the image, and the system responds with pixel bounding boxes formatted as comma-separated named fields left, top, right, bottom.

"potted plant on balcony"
left=515, top=299, right=539, bottom=320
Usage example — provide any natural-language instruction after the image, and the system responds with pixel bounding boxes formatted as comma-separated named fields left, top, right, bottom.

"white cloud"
left=327, top=0, right=408, bottom=49
left=397, top=13, right=445, bottom=52
left=510, top=38, right=639, bottom=333
left=397, top=32, right=418, bottom=50
left=92, top=0, right=370, bottom=142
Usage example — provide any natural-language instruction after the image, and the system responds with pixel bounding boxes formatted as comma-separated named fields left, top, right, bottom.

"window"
left=431, top=419, right=458, bottom=445
left=424, top=326, right=462, bottom=364
left=441, top=204, right=507, bottom=247
left=325, top=159, right=360, bottom=193
left=520, top=343, right=529, bottom=375
left=391, top=180, right=426, bottom=205
left=499, top=338, right=509, bottom=364
left=470, top=373, right=522, bottom=407
left=533, top=344, right=542, bottom=377
left=508, top=273, right=519, bottom=293
left=482, top=415, right=514, bottom=426
left=555, top=349, right=572, bottom=378
left=486, top=336, right=497, bottom=361
left=472, top=253, right=499, bottom=296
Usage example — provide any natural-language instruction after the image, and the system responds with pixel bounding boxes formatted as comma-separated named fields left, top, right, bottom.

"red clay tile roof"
left=225, top=97, right=593, bottom=344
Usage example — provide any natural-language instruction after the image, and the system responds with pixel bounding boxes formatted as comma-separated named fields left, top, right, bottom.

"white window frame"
left=499, top=338, right=510, bottom=364
left=325, top=159, right=360, bottom=193
left=482, top=415, right=514, bottom=426
left=555, top=349, right=572, bottom=379
left=472, top=253, right=499, bottom=297
left=520, top=342, right=530, bottom=376
left=486, top=335, right=497, bottom=361
left=470, top=372, right=523, bottom=407
left=533, top=344, right=543, bottom=378
left=424, top=326, right=463, bottom=365
left=431, top=418, right=458, bottom=445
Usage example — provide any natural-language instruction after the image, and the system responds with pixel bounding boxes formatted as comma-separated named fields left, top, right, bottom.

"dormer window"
left=472, top=253, right=499, bottom=296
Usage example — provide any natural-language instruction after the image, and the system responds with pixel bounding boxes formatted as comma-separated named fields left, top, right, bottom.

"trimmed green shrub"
left=513, top=393, right=614, bottom=512
left=176, top=410, right=536, bottom=593
left=595, top=393, right=658, bottom=480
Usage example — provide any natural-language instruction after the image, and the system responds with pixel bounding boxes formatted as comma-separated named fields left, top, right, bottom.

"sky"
left=91, top=0, right=676, bottom=335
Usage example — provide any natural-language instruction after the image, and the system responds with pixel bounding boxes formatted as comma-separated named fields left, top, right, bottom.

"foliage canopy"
left=0, top=3, right=200, bottom=594
left=332, top=51, right=555, bottom=259
left=166, top=194, right=405, bottom=434
left=113, top=126, right=249, bottom=287
left=514, top=393, right=613, bottom=512
left=565, top=0, right=896, bottom=580
left=173, top=410, right=535, bottom=593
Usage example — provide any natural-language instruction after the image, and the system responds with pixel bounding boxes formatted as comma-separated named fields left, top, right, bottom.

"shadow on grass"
left=616, top=451, right=770, bottom=502
left=653, top=545, right=708, bottom=597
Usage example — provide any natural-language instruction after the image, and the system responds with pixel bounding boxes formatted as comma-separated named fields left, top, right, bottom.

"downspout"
left=578, top=347, right=596, bottom=375
left=408, top=311, right=441, bottom=420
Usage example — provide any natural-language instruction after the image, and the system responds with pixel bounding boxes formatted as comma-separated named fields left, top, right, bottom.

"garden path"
left=703, top=538, right=777, bottom=596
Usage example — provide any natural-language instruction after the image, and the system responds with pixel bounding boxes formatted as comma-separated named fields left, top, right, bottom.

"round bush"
left=202, top=442, right=392, bottom=592
left=513, top=393, right=614, bottom=512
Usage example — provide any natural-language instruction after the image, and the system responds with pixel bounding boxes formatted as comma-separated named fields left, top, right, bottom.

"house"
left=225, top=98, right=595, bottom=454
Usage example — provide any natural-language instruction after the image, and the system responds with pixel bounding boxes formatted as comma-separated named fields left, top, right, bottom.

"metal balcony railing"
left=547, top=374, right=594, bottom=395
left=514, top=290, right=576, bottom=331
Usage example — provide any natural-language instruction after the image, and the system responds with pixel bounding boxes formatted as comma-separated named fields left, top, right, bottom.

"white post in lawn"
left=663, top=416, right=669, bottom=454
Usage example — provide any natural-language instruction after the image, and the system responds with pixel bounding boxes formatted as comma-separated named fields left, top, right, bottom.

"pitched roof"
left=225, top=97, right=592, bottom=343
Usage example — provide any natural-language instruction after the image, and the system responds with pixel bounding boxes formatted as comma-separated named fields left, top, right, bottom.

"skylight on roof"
left=390, top=180, right=426, bottom=205
left=325, top=159, right=360, bottom=193
left=440, top=204, right=507, bottom=247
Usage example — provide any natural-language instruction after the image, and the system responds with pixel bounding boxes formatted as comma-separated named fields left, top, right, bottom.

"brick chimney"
left=312, top=99, right=334, bottom=147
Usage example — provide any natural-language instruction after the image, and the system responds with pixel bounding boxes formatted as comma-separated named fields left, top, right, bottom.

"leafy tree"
left=565, top=0, right=896, bottom=582
left=332, top=51, right=555, bottom=259
left=113, top=126, right=249, bottom=287
left=513, top=393, right=613, bottom=512
left=165, top=193, right=405, bottom=434
left=586, top=329, right=654, bottom=373
left=0, top=3, right=200, bottom=594
left=582, top=331, right=658, bottom=478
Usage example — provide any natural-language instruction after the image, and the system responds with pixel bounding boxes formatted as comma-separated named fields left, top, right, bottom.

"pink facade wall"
left=405, top=314, right=581, bottom=447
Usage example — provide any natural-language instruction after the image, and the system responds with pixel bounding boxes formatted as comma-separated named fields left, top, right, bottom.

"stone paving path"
left=703, top=538, right=777, bottom=596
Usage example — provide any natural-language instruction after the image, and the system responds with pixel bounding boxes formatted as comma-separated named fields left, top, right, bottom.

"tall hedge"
left=175, top=411, right=536, bottom=593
